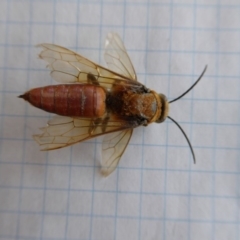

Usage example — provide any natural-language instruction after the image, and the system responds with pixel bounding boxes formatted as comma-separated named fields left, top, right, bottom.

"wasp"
left=19, top=32, right=207, bottom=176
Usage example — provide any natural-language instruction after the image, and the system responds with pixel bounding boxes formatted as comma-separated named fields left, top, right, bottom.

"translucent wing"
left=33, top=115, right=137, bottom=151
left=37, top=37, right=139, bottom=176
left=101, top=129, right=133, bottom=177
left=104, top=32, right=137, bottom=81
left=101, top=32, right=138, bottom=176
left=38, top=43, right=141, bottom=90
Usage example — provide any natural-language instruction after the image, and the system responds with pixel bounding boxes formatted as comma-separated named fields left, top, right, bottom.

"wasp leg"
left=87, top=73, right=100, bottom=85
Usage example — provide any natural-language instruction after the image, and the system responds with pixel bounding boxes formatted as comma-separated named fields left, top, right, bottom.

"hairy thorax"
left=107, top=89, right=161, bottom=123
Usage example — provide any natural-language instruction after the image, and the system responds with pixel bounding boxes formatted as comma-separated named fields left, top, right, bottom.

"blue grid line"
left=187, top=1, right=197, bottom=238
left=237, top=7, right=240, bottom=240
left=234, top=3, right=240, bottom=240
left=2, top=43, right=240, bottom=56
left=64, top=122, right=73, bottom=236
left=7, top=0, right=240, bottom=8
left=38, top=47, right=48, bottom=240
left=1, top=138, right=240, bottom=154
left=39, top=1, right=56, bottom=239
left=113, top=3, right=127, bottom=240
left=2, top=209, right=239, bottom=224
left=162, top=1, right=174, bottom=239
left=1, top=237, right=92, bottom=240
left=2, top=19, right=240, bottom=33
left=63, top=124, right=73, bottom=239
left=138, top=1, right=150, bottom=239
left=88, top=1, right=104, bottom=239
left=1, top=185, right=239, bottom=200
left=0, top=184, right=239, bottom=199
left=211, top=1, right=221, bottom=239
left=1, top=64, right=240, bottom=80
left=6, top=0, right=240, bottom=9
left=13, top=1, right=34, bottom=239
left=0, top=1, right=10, bottom=168
left=236, top=11, right=240, bottom=240
left=63, top=1, right=81, bottom=238
left=2, top=161, right=240, bottom=176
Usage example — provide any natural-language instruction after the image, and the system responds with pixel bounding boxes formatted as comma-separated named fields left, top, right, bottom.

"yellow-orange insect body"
left=19, top=32, right=206, bottom=176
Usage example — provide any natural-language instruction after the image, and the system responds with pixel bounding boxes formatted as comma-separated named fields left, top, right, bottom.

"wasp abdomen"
left=20, top=84, right=106, bottom=117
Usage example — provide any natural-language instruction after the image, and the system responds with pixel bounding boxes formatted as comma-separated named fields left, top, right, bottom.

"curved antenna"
left=167, top=116, right=196, bottom=164
left=169, top=65, right=207, bottom=104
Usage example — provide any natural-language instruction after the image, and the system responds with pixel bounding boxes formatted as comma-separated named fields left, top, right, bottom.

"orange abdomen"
left=21, top=84, right=106, bottom=117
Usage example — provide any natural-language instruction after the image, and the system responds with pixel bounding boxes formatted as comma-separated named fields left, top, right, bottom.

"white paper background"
left=0, top=0, right=240, bottom=240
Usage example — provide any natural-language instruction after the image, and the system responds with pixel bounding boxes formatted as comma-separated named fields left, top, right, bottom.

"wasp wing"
left=100, top=33, right=137, bottom=176
left=33, top=115, right=138, bottom=151
left=37, top=35, right=140, bottom=176
left=104, top=32, right=137, bottom=81
left=38, top=43, right=141, bottom=90
left=101, top=129, right=133, bottom=176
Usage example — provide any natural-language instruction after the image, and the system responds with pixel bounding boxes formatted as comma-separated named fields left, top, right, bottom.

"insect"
left=19, top=32, right=207, bottom=176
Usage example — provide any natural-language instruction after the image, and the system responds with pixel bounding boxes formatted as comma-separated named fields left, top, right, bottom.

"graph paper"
left=0, top=0, right=239, bottom=239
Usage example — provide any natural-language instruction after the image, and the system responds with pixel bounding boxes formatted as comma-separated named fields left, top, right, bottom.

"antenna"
left=166, top=66, right=207, bottom=163
left=169, top=65, right=207, bottom=104
left=167, top=116, right=196, bottom=164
